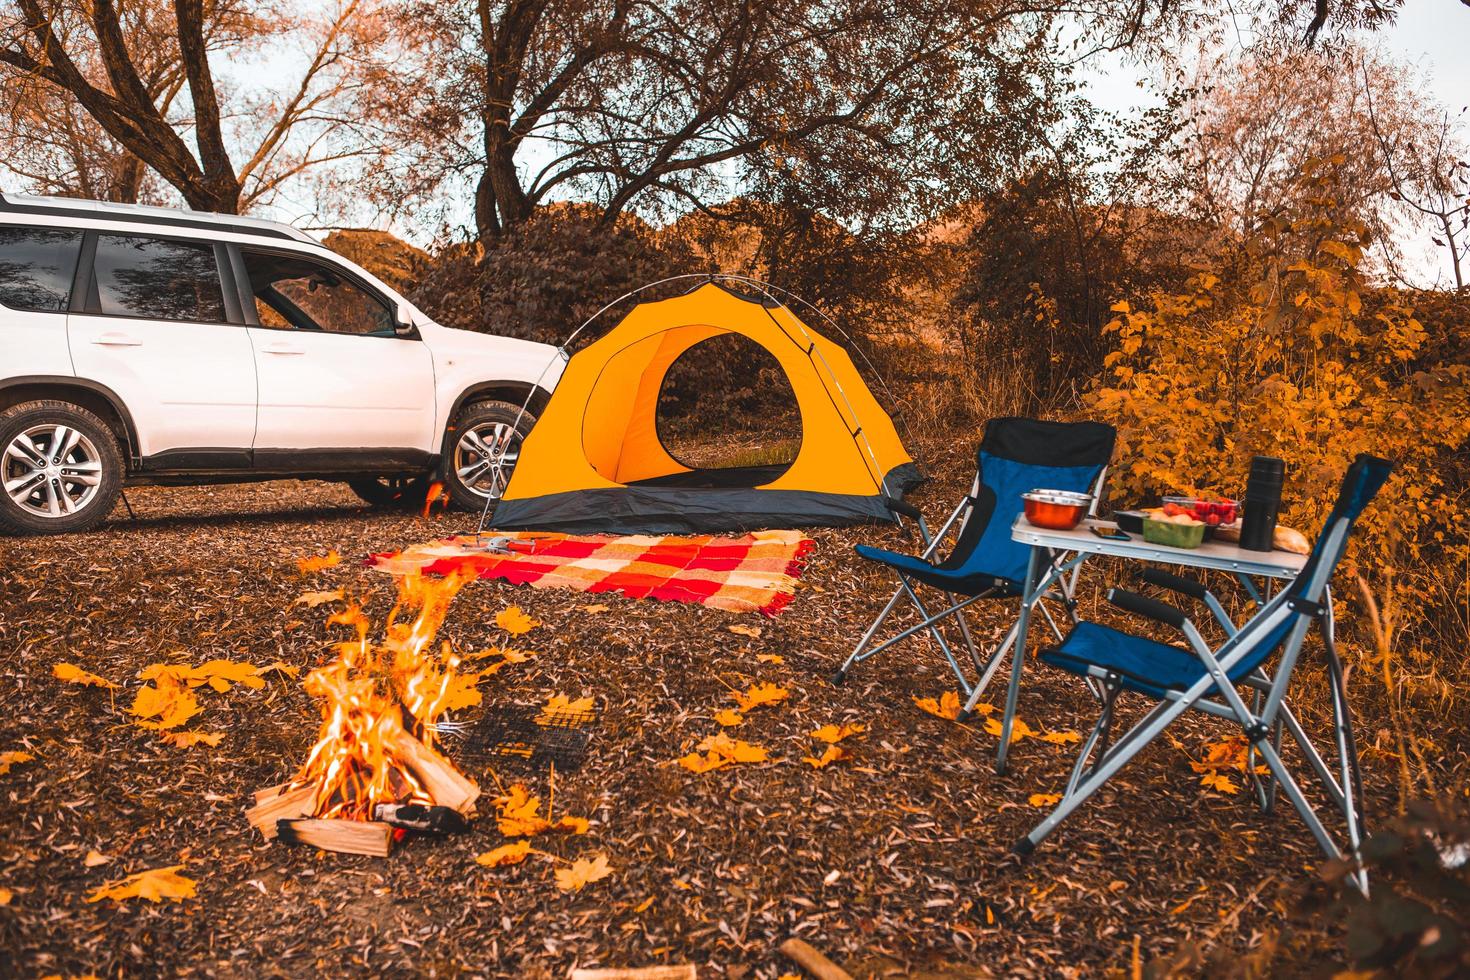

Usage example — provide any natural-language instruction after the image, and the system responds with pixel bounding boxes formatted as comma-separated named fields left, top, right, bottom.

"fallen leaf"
left=756, top=653, right=785, bottom=664
left=731, top=682, right=789, bottom=713
left=555, top=853, right=613, bottom=892
left=913, top=691, right=962, bottom=721
left=494, top=785, right=553, bottom=837
left=297, top=551, right=342, bottom=575
left=679, top=732, right=769, bottom=772
left=1028, top=792, right=1062, bottom=807
left=984, top=716, right=1036, bottom=743
left=555, top=816, right=590, bottom=835
left=293, top=588, right=345, bottom=608
left=497, top=648, right=536, bottom=664
left=535, top=693, right=595, bottom=726
left=158, top=731, right=225, bottom=749
left=581, top=603, right=610, bottom=614
left=0, top=887, right=10, bottom=905
left=256, top=661, right=301, bottom=680
left=727, top=624, right=762, bottom=639
left=803, top=745, right=850, bottom=769
left=1199, top=771, right=1240, bottom=795
left=713, top=708, right=745, bottom=727
left=83, top=850, right=110, bottom=868
left=1041, top=729, right=1082, bottom=745
left=633, top=896, right=655, bottom=913
left=475, top=841, right=532, bottom=867
left=129, top=675, right=201, bottom=732
left=86, top=865, right=196, bottom=904
left=0, top=750, right=35, bottom=776
left=811, top=723, right=865, bottom=744
left=52, top=663, right=118, bottom=689
left=193, top=659, right=267, bottom=692
left=439, top=672, right=484, bottom=713
left=496, top=605, right=539, bottom=635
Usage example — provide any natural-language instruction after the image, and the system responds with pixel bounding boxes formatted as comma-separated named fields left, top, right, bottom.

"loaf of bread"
left=1213, top=523, right=1311, bottom=554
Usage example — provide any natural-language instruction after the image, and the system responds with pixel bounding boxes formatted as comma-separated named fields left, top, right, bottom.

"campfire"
left=245, top=571, right=482, bottom=857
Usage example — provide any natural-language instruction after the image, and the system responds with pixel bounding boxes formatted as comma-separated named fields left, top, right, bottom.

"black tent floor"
left=626, top=464, right=791, bottom=490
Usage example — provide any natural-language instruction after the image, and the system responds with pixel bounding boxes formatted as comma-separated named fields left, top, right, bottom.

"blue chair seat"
left=1042, top=619, right=1295, bottom=699
left=854, top=543, right=1019, bottom=597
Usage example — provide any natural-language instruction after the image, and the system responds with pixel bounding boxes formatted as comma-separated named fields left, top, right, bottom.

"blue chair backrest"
left=939, top=418, right=1116, bottom=585
left=1221, top=453, right=1394, bottom=681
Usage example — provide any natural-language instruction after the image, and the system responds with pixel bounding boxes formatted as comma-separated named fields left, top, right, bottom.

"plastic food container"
left=1162, top=496, right=1239, bottom=526
left=1022, top=490, right=1093, bottom=530
left=1143, top=517, right=1207, bottom=549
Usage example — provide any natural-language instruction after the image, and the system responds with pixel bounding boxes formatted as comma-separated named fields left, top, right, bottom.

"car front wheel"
left=0, top=400, right=123, bottom=536
left=441, top=400, right=536, bottom=511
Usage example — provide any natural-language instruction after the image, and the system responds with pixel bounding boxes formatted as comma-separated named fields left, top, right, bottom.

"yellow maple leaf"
left=803, top=745, right=850, bottom=769
left=581, top=603, right=610, bottom=614
left=129, top=676, right=201, bottom=732
left=984, top=716, right=1036, bottom=743
left=535, top=693, right=595, bottom=726
left=475, top=841, right=533, bottom=867
left=440, top=672, right=484, bottom=713
left=731, top=682, right=789, bottom=713
left=678, top=750, right=728, bottom=773
left=756, top=653, right=784, bottom=664
left=555, top=853, right=613, bottom=892
left=256, top=661, right=300, bottom=680
left=494, top=785, right=553, bottom=837
left=1041, top=730, right=1082, bottom=745
left=83, top=850, right=110, bottom=868
left=193, top=659, right=267, bottom=692
left=297, top=551, right=341, bottom=575
left=913, top=691, right=962, bottom=721
left=555, top=815, right=590, bottom=835
left=495, top=605, right=539, bottom=635
left=52, top=663, right=118, bottom=689
left=680, top=732, right=769, bottom=772
left=86, top=865, right=196, bottom=904
left=158, top=731, right=225, bottom=749
left=0, top=750, right=35, bottom=776
left=1028, top=793, right=1062, bottom=807
left=1200, top=771, right=1240, bottom=795
left=712, top=708, right=745, bottom=727
left=811, top=723, right=865, bottom=744
left=727, top=624, right=762, bottom=639
left=293, top=588, right=345, bottom=608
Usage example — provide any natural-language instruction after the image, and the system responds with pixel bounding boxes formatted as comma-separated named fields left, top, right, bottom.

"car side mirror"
left=393, top=303, right=416, bottom=337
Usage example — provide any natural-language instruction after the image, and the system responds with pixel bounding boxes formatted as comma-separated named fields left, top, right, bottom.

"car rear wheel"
left=442, top=400, right=536, bottom=511
left=0, top=400, right=123, bottom=536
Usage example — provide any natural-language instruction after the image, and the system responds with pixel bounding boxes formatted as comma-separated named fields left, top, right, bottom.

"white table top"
left=1011, top=516, right=1308, bottom=580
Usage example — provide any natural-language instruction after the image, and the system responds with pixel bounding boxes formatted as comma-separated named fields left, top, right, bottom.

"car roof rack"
left=0, top=191, right=319, bottom=245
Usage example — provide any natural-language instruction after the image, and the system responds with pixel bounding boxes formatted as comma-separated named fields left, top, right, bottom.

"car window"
left=90, top=234, right=227, bottom=323
left=0, top=225, right=83, bottom=313
left=239, top=249, right=395, bottom=337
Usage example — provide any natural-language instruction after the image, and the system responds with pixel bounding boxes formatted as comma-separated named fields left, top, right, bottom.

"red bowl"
left=1022, top=490, right=1092, bottom=530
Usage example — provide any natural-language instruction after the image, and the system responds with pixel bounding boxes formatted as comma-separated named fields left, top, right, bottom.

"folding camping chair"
left=832, top=417, right=1117, bottom=719
left=1016, top=453, right=1393, bottom=895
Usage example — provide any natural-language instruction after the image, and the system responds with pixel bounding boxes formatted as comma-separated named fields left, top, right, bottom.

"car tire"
left=347, top=474, right=434, bottom=509
left=440, top=400, right=536, bottom=512
left=0, top=399, right=123, bottom=536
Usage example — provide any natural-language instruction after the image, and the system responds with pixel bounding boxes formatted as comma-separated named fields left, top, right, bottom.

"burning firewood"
left=246, top=570, right=484, bottom=856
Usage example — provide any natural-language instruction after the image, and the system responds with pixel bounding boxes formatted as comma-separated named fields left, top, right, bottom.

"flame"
left=292, top=569, right=478, bottom=820
left=422, top=481, right=447, bottom=520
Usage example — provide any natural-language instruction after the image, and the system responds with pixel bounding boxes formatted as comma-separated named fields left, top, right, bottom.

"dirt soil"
left=0, top=447, right=1381, bottom=978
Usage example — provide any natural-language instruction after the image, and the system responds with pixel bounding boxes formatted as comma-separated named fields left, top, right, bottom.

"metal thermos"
left=1239, top=456, right=1285, bottom=552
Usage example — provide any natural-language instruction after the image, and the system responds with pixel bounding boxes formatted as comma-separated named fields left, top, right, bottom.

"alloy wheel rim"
left=3, top=424, right=104, bottom=519
left=453, top=422, right=521, bottom=499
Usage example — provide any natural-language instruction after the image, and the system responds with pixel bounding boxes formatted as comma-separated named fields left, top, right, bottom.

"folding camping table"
left=995, top=517, right=1309, bottom=773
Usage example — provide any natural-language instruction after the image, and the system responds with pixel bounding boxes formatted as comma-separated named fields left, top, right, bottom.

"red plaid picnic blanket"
left=367, top=530, right=814, bottom=616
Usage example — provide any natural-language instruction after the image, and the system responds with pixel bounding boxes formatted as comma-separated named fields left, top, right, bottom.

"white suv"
left=0, top=193, right=563, bottom=535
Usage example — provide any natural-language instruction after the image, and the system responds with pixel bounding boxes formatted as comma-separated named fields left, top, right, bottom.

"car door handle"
left=260, top=344, right=306, bottom=355
left=91, top=332, right=143, bottom=347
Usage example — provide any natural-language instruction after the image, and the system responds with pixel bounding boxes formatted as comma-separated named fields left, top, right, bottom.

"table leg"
left=997, top=544, right=1044, bottom=775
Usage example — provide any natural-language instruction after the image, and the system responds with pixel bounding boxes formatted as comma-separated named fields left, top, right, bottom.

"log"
left=568, top=968, right=696, bottom=980
left=778, top=938, right=852, bottom=980
left=390, top=729, right=481, bottom=816
left=276, top=818, right=393, bottom=857
left=246, top=783, right=315, bottom=839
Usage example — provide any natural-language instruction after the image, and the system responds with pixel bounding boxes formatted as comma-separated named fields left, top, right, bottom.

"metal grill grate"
left=455, top=702, right=599, bottom=773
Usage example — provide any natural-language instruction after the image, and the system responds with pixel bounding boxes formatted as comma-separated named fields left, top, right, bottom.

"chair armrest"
left=1106, top=588, right=1188, bottom=629
left=881, top=495, right=923, bottom=522
left=1140, top=567, right=1208, bottom=600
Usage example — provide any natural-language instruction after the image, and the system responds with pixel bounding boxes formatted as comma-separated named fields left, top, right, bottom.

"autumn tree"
left=0, top=0, right=394, bottom=214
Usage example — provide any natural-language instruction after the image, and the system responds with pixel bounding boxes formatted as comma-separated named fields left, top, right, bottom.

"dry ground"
left=0, top=447, right=1387, bottom=978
